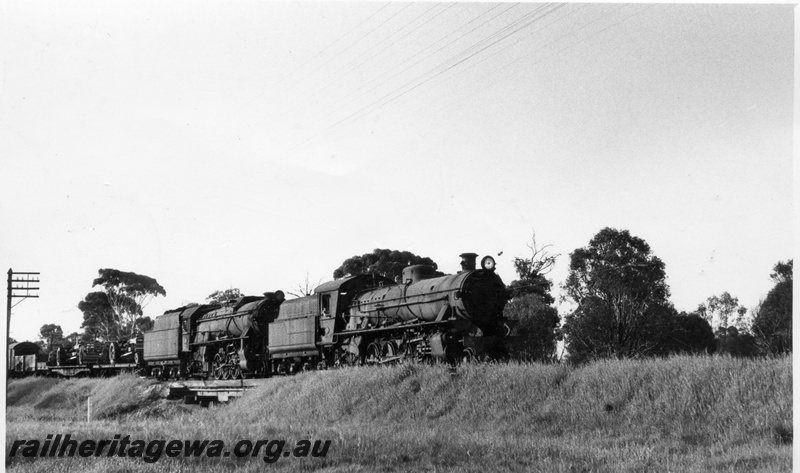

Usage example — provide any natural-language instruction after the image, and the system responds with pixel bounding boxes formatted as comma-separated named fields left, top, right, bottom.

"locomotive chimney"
left=459, top=253, right=478, bottom=272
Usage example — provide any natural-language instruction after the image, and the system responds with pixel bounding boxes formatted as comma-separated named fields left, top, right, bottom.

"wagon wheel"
left=228, top=352, right=242, bottom=380
left=364, top=343, right=381, bottom=365
left=213, top=353, right=226, bottom=380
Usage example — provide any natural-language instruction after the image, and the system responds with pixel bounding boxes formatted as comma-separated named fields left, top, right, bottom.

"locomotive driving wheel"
left=213, top=353, right=228, bottom=380
left=228, top=352, right=242, bottom=380
left=364, top=343, right=382, bottom=365
left=382, top=341, right=398, bottom=361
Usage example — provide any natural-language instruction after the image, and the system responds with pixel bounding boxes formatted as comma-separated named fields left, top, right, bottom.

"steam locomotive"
left=11, top=253, right=513, bottom=379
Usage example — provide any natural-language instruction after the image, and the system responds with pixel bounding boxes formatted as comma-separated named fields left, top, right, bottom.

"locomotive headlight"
left=480, top=256, right=496, bottom=271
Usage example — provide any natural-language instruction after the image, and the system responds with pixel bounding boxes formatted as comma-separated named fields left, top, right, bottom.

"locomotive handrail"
left=356, top=289, right=455, bottom=306
left=334, top=319, right=450, bottom=337
left=355, top=295, right=449, bottom=315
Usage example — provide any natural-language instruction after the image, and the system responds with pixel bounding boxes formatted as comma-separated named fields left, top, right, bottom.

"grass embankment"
left=6, top=356, right=792, bottom=472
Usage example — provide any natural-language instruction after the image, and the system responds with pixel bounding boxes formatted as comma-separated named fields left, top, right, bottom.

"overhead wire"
left=497, top=4, right=639, bottom=82
left=303, top=3, right=454, bottom=101
left=286, top=3, right=415, bottom=98
left=285, top=3, right=519, bottom=150
left=270, top=3, right=392, bottom=95
left=413, top=2, right=599, bottom=112
left=282, top=3, right=655, bottom=156
left=294, top=4, right=566, bottom=150
left=418, top=4, right=657, bottom=143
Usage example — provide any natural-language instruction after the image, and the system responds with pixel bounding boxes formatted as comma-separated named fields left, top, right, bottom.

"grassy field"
left=5, top=355, right=792, bottom=472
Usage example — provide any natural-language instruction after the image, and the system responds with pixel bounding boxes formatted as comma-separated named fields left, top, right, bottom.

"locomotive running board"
left=334, top=319, right=453, bottom=338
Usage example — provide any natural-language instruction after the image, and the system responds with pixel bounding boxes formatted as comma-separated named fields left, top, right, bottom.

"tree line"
left=506, top=228, right=791, bottom=363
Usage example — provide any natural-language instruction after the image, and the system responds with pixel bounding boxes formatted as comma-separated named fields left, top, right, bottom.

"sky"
left=0, top=2, right=793, bottom=343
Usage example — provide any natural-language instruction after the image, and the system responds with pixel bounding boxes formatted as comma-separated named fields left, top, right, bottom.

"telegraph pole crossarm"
left=7, top=268, right=40, bottom=346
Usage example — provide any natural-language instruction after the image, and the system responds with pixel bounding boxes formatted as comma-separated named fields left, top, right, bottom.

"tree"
left=92, top=269, right=166, bottom=340
left=665, top=311, right=715, bottom=355
left=507, top=231, right=558, bottom=304
left=752, top=259, right=792, bottom=355
left=562, top=228, right=671, bottom=362
left=78, top=291, right=117, bottom=341
left=715, top=326, right=757, bottom=357
left=287, top=273, right=323, bottom=299
left=504, top=231, right=560, bottom=361
left=698, top=292, right=747, bottom=333
left=38, top=324, right=64, bottom=351
left=206, top=288, right=243, bottom=304
left=771, top=260, right=793, bottom=284
left=333, top=249, right=442, bottom=281
left=134, top=316, right=154, bottom=334
left=505, top=294, right=560, bottom=362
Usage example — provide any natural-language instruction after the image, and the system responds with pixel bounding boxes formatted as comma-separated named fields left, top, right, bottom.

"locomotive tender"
left=13, top=252, right=513, bottom=379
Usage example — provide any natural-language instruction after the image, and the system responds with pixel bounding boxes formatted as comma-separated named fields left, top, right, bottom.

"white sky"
left=0, top=2, right=793, bottom=342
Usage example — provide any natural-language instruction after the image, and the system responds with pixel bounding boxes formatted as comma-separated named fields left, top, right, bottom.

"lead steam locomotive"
left=11, top=253, right=513, bottom=379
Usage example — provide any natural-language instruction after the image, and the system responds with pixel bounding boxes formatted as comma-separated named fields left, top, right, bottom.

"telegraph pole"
left=7, top=269, right=40, bottom=346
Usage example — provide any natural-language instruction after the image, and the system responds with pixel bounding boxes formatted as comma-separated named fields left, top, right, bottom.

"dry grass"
left=6, top=355, right=792, bottom=472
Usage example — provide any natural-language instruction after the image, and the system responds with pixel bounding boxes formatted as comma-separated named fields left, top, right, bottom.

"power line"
left=303, top=3, right=452, bottom=101
left=271, top=3, right=392, bottom=94
left=307, top=4, right=565, bottom=145
left=284, top=4, right=519, bottom=152
left=282, top=3, right=654, bottom=156
left=284, top=3, right=414, bottom=98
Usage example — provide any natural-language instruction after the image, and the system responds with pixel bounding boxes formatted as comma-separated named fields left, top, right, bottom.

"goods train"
left=9, top=253, right=513, bottom=379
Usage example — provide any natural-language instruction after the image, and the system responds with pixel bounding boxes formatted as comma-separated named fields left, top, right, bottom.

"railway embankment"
left=6, top=355, right=792, bottom=472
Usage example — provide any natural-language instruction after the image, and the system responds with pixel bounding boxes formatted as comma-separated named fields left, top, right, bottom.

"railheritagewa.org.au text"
left=9, top=434, right=331, bottom=463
